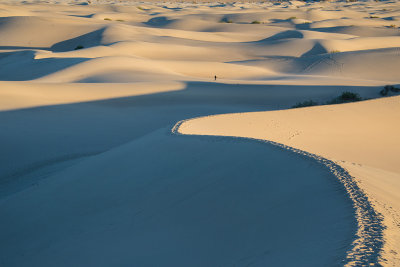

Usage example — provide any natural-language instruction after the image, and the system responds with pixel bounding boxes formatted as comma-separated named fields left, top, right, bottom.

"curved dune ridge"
left=177, top=95, right=400, bottom=265
left=0, top=0, right=399, bottom=266
left=173, top=120, right=384, bottom=266
left=0, top=128, right=357, bottom=267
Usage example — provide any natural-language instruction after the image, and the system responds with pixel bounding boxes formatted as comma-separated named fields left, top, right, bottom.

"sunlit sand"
left=0, top=0, right=399, bottom=266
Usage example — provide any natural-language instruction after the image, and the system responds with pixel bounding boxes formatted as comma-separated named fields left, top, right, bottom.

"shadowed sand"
left=0, top=0, right=399, bottom=266
left=178, top=96, right=400, bottom=265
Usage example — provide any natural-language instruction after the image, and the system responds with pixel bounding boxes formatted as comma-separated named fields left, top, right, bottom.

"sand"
left=0, top=0, right=399, bottom=266
left=179, top=96, right=400, bottom=265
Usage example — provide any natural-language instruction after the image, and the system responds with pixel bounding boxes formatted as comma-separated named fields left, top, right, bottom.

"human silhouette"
left=214, top=75, right=217, bottom=81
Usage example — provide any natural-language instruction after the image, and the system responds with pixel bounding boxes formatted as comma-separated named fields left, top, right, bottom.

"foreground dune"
left=0, top=0, right=399, bottom=266
left=0, top=128, right=357, bottom=266
left=178, top=95, right=400, bottom=265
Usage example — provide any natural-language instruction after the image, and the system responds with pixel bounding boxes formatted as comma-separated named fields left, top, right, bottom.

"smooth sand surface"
left=0, top=0, right=399, bottom=266
left=178, top=92, right=400, bottom=266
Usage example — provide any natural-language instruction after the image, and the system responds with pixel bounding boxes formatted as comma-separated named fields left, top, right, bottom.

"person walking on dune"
left=214, top=75, right=217, bottom=81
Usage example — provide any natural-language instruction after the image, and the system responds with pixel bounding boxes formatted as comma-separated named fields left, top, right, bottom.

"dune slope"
left=177, top=95, right=400, bottom=265
left=1, top=0, right=400, bottom=266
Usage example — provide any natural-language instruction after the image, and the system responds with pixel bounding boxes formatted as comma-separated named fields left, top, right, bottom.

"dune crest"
left=177, top=96, right=400, bottom=265
left=1, top=0, right=400, bottom=266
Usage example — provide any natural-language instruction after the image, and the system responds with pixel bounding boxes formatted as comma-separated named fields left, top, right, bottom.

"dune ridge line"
left=172, top=118, right=385, bottom=266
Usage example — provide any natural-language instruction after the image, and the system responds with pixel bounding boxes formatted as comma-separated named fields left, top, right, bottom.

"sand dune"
left=0, top=128, right=356, bottom=267
left=0, top=0, right=399, bottom=266
left=178, top=96, right=400, bottom=265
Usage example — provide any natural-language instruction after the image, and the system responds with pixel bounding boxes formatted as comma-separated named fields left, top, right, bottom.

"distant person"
left=214, top=75, right=217, bottom=81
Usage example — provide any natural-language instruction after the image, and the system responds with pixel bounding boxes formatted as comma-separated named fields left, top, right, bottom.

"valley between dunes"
left=0, top=0, right=399, bottom=266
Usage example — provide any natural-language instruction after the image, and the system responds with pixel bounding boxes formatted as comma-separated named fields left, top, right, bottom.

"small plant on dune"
left=327, top=91, right=362, bottom=104
left=288, top=16, right=297, bottom=20
left=369, top=15, right=380, bottom=19
left=292, top=100, right=319, bottom=108
left=116, top=19, right=125, bottom=22
left=220, top=18, right=233, bottom=23
left=104, top=18, right=112, bottom=21
left=137, top=6, right=144, bottom=10
left=251, top=20, right=261, bottom=24
left=330, top=50, right=341, bottom=53
left=388, top=24, right=397, bottom=28
left=380, top=85, right=400, bottom=96
left=74, top=45, right=84, bottom=50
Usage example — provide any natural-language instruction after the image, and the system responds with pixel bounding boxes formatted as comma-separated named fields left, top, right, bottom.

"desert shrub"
left=116, top=19, right=125, bottom=22
left=330, top=50, right=341, bottom=53
left=288, top=16, right=297, bottom=20
left=251, top=20, right=261, bottom=24
left=220, top=18, right=233, bottom=23
left=369, top=15, right=379, bottom=18
left=388, top=24, right=397, bottom=28
left=74, top=45, right=84, bottom=50
left=380, top=85, right=400, bottom=96
left=137, top=6, right=144, bottom=10
left=104, top=18, right=112, bottom=21
left=292, top=100, right=319, bottom=108
left=328, top=91, right=362, bottom=104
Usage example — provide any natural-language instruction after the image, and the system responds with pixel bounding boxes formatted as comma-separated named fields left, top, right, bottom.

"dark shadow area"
left=295, top=23, right=311, bottom=30
left=67, top=14, right=95, bottom=18
left=0, top=81, right=385, bottom=266
left=254, top=30, right=304, bottom=43
left=50, top=28, right=106, bottom=52
left=301, top=42, right=328, bottom=57
left=308, top=25, right=400, bottom=37
left=0, top=50, right=89, bottom=80
left=0, top=81, right=380, bottom=181
left=161, top=5, right=182, bottom=10
left=144, top=16, right=175, bottom=27
left=0, top=127, right=359, bottom=267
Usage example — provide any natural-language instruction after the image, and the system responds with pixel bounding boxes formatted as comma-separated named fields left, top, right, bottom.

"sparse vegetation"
left=288, top=16, right=297, bottom=20
left=330, top=50, right=341, bottom=53
left=369, top=15, right=380, bottom=18
left=251, top=20, right=261, bottom=24
left=388, top=24, right=397, bottom=28
left=327, top=91, right=362, bottom=104
left=292, top=100, right=319, bottom=108
left=291, top=91, right=363, bottom=109
left=380, top=85, right=400, bottom=96
left=104, top=18, right=112, bottom=21
left=220, top=18, right=233, bottom=23
left=137, top=6, right=144, bottom=10
left=74, top=45, right=84, bottom=50
left=116, top=19, right=125, bottom=22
